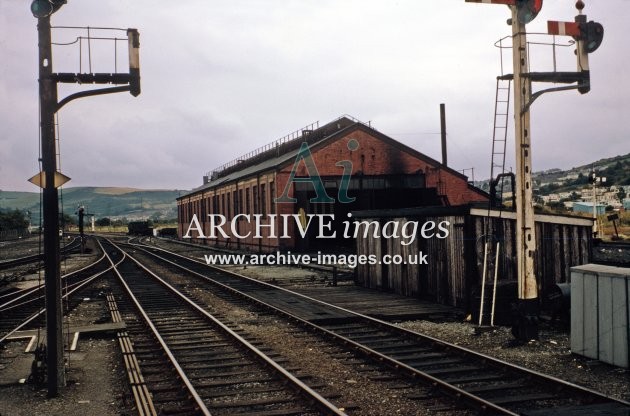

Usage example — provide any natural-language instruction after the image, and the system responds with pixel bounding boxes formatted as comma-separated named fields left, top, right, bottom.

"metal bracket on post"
left=56, top=86, right=131, bottom=111
left=523, top=85, right=581, bottom=114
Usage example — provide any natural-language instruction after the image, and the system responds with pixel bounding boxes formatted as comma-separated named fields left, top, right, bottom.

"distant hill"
left=0, top=187, right=186, bottom=223
left=532, top=153, right=630, bottom=193
left=474, top=152, right=630, bottom=195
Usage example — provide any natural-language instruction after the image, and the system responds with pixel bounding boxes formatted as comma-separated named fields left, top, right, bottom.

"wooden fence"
left=354, top=205, right=593, bottom=310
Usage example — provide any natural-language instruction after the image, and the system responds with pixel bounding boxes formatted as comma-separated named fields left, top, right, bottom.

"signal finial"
left=576, top=1, right=585, bottom=13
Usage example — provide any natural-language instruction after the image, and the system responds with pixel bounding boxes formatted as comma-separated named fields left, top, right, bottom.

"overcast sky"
left=1, top=1, right=628, bottom=193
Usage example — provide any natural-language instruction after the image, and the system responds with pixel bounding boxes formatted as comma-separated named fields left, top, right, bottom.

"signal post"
left=36, top=11, right=66, bottom=396
left=29, top=0, right=140, bottom=397
left=509, top=3, right=539, bottom=340
left=465, top=0, right=603, bottom=340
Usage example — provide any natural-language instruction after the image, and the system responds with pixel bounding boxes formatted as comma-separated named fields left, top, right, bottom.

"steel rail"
left=99, top=241, right=158, bottom=416
left=130, top=243, right=509, bottom=415
left=134, top=242, right=630, bottom=414
left=105, top=240, right=212, bottom=416
left=0, top=253, right=41, bottom=269
left=0, top=277, right=102, bottom=315
left=0, top=236, right=81, bottom=270
left=0, top=250, right=107, bottom=312
left=111, top=239, right=347, bottom=416
left=0, top=239, right=115, bottom=344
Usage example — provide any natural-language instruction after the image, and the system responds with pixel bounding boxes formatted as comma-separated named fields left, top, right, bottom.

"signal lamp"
left=581, top=21, right=604, bottom=53
left=516, top=0, right=543, bottom=24
left=31, top=0, right=66, bottom=18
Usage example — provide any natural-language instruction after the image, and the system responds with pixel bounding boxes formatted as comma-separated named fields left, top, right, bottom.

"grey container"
left=571, top=264, right=630, bottom=368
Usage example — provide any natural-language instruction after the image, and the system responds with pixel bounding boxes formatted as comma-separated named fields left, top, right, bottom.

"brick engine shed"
left=177, top=116, right=488, bottom=252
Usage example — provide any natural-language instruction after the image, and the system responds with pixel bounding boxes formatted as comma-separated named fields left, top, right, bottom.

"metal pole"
left=478, top=242, right=489, bottom=327
left=511, top=6, right=539, bottom=340
left=78, top=206, right=85, bottom=253
left=592, top=172, right=598, bottom=238
left=440, top=103, right=447, bottom=166
left=38, top=15, right=65, bottom=396
left=490, top=242, right=500, bottom=327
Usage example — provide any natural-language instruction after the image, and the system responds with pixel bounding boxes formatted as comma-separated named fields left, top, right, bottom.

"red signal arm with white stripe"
left=547, top=20, right=581, bottom=37
left=465, top=0, right=515, bottom=4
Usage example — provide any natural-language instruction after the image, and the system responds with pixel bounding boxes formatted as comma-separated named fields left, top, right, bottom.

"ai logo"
left=275, top=139, right=359, bottom=204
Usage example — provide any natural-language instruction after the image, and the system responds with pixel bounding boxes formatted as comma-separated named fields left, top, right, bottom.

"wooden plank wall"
left=355, top=215, right=469, bottom=308
left=471, top=215, right=591, bottom=290
left=355, top=212, right=591, bottom=309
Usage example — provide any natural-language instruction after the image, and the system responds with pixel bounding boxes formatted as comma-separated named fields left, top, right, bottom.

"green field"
left=0, top=187, right=186, bottom=223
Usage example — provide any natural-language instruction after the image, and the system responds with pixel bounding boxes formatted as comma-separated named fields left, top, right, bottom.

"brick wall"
left=277, top=129, right=486, bottom=206
left=177, top=124, right=487, bottom=250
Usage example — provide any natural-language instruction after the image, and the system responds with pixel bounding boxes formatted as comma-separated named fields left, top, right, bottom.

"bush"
left=96, top=217, right=112, bottom=227
left=0, top=209, right=29, bottom=231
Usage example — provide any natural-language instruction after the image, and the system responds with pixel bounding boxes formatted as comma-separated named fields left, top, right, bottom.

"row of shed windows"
left=180, top=181, right=275, bottom=224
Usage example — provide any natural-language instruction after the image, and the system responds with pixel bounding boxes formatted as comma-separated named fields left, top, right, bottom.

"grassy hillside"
left=534, top=152, right=630, bottom=192
left=0, top=191, right=40, bottom=210
left=0, top=187, right=186, bottom=224
left=474, top=152, right=630, bottom=194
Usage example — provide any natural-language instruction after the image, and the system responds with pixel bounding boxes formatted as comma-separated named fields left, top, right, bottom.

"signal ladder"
left=489, top=75, right=512, bottom=204
left=477, top=75, right=512, bottom=328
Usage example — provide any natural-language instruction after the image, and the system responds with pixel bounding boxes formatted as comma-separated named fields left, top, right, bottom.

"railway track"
left=0, top=236, right=82, bottom=271
left=122, top=240, right=630, bottom=416
left=104, top=239, right=346, bottom=416
left=0, top=238, right=110, bottom=343
left=592, top=240, right=630, bottom=267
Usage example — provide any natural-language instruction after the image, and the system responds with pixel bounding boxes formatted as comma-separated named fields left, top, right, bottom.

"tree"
left=547, top=201, right=565, bottom=212
left=618, top=187, right=627, bottom=204
left=96, top=217, right=112, bottom=227
left=572, top=172, right=589, bottom=186
left=0, top=209, right=29, bottom=231
left=60, top=213, right=75, bottom=229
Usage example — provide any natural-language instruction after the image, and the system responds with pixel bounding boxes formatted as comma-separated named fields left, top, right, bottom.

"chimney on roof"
left=440, top=103, right=447, bottom=166
left=203, top=175, right=209, bottom=184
